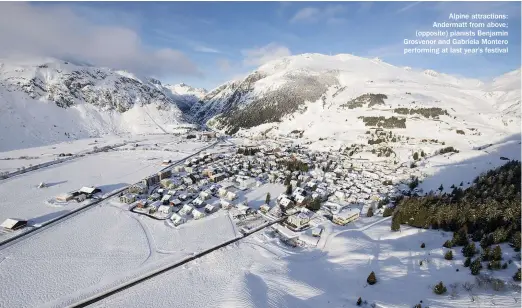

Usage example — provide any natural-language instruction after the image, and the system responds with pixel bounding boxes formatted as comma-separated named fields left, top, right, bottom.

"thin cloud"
left=0, top=3, right=202, bottom=78
left=241, top=42, right=292, bottom=66
left=290, top=7, right=321, bottom=23
left=290, top=4, right=347, bottom=24
left=194, top=46, right=221, bottom=54
left=396, top=2, right=421, bottom=14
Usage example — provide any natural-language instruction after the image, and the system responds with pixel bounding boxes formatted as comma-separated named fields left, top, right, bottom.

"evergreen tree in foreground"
left=433, top=281, right=447, bottom=295
left=464, top=257, right=471, bottom=267
left=470, top=258, right=483, bottom=275
left=391, top=214, right=401, bottom=231
left=492, top=245, right=502, bottom=261
left=356, top=297, right=362, bottom=306
left=367, top=271, right=377, bottom=285
left=462, top=242, right=477, bottom=258
left=265, top=192, right=271, bottom=205
left=444, top=250, right=453, bottom=260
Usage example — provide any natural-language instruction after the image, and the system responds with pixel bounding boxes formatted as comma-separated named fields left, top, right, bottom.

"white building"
left=179, top=204, right=193, bottom=216
left=287, top=211, right=311, bottom=229
left=333, top=208, right=360, bottom=226
left=158, top=205, right=172, bottom=215
left=170, top=213, right=186, bottom=226
left=192, top=209, right=205, bottom=220
left=226, top=191, right=237, bottom=201
left=220, top=200, right=232, bottom=209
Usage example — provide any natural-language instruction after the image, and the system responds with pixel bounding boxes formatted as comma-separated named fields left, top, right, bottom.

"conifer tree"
left=367, top=271, right=377, bottom=285
left=433, top=281, right=447, bottom=295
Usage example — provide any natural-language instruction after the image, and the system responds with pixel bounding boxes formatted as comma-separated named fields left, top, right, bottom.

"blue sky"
left=1, top=2, right=520, bottom=89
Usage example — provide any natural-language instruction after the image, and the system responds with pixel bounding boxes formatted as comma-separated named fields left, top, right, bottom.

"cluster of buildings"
left=55, top=186, right=102, bottom=203
left=110, top=137, right=416, bottom=245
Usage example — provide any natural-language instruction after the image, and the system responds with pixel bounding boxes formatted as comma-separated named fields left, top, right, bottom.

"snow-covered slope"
left=161, top=82, right=207, bottom=112
left=192, top=54, right=520, bottom=151
left=485, top=68, right=521, bottom=119
left=0, top=58, right=190, bottom=151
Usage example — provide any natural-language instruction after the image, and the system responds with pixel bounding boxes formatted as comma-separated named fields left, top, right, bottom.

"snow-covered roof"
left=1, top=218, right=26, bottom=229
left=79, top=186, right=98, bottom=194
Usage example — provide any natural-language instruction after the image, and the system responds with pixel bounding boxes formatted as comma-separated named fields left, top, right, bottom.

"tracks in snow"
left=0, top=139, right=222, bottom=250
left=70, top=216, right=287, bottom=307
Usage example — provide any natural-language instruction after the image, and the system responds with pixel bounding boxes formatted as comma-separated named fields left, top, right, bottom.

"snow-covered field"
left=94, top=217, right=521, bottom=308
left=0, top=136, right=210, bottom=232
left=0, top=204, right=238, bottom=307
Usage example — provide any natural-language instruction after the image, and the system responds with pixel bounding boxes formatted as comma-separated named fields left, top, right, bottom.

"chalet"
left=226, top=191, right=237, bottom=201
left=220, top=200, right=232, bottom=209
left=136, top=199, right=148, bottom=208
left=120, top=193, right=137, bottom=204
left=204, top=204, right=216, bottom=214
left=158, top=170, right=172, bottom=180
left=160, top=179, right=173, bottom=189
left=158, top=205, right=172, bottom=215
left=179, top=204, right=193, bottom=216
left=259, top=204, right=271, bottom=214
left=173, top=166, right=184, bottom=172
left=162, top=159, right=172, bottom=166
left=183, top=176, right=195, bottom=185
left=210, top=173, right=227, bottom=183
left=199, top=191, right=211, bottom=200
left=170, top=198, right=182, bottom=207
left=192, top=198, right=206, bottom=208
left=78, top=186, right=101, bottom=198
left=218, top=188, right=228, bottom=197
left=332, top=208, right=360, bottom=226
left=1, top=218, right=27, bottom=230
left=334, top=190, right=346, bottom=201
left=202, top=168, right=215, bottom=177
left=128, top=183, right=147, bottom=194
left=192, top=209, right=205, bottom=220
left=55, top=193, right=75, bottom=202
left=293, top=187, right=306, bottom=197
left=287, top=210, right=312, bottom=230
left=294, top=194, right=309, bottom=206
left=236, top=204, right=255, bottom=216
left=170, top=213, right=186, bottom=226
left=148, top=201, right=162, bottom=214
left=161, top=194, right=172, bottom=205
left=142, top=174, right=160, bottom=188
left=278, top=197, right=295, bottom=210
left=148, top=193, right=161, bottom=201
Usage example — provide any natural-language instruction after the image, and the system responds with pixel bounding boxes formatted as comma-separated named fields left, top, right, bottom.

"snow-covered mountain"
left=161, top=82, right=207, bottom=112
left=191, top=53, right=520, bottom=151
left=0, top=57, right=193, bottom=151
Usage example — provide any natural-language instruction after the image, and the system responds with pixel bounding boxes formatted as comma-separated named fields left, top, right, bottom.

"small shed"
left=1, top=218, right=27, bottom=230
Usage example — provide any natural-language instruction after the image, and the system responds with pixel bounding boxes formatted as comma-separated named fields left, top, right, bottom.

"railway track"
left=71, top=215, right=286, bottom=308
left=0, top=139, right=222, bottom=250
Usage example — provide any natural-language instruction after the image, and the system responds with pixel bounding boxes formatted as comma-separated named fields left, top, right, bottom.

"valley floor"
left=0, top=135, right=212, bottom=240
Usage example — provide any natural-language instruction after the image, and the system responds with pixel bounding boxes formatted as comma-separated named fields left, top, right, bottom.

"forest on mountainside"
left=392, top=160, right=521, bottom=250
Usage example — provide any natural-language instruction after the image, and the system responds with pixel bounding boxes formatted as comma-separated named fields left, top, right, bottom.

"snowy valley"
left=0, top=53, right=520, bottom=308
